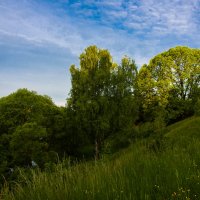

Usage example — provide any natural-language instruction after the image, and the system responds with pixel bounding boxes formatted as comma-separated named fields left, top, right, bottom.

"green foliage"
left=102, top=126, right=138, bottom=154
left=137, top=46, right=200, bottom=123
left=10, top=122, right=48, bottom=167
left=0, top=134, right=11, bottom=182
left=68, top=46, right=114, bottom=158
left=110, top=57, right=138, bottom=134
left=1, top=45, right=200, bottom=197
left=0, top=89, right=64, bottom=185
left=0, top=88, right=55, bottom=134
left=68, top=46, right=138, bottom=159
left=194, top=99, right=200, bottom=116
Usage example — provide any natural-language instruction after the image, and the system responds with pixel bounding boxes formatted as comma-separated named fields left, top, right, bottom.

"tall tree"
left=68, top=46, right=114, bottom=159
left=68, top=47, right=139, bottom=158
left=137, top=46, right=200, bottom=122
left=111, top=56, right=138, bottom=134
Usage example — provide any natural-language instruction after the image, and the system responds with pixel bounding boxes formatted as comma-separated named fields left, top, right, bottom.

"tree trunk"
left=95, top=138, right=100, bottom=160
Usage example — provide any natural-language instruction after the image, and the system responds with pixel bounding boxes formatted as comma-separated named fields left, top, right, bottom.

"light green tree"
left=137, top=46, right=200, bottom=121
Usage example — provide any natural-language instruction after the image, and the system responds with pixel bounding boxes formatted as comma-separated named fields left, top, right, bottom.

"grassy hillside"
left=1, top=117, right=200, bottom=200
left=164, top=116, right=200, bottom=148
left=165, top=116, right=200, bottom=138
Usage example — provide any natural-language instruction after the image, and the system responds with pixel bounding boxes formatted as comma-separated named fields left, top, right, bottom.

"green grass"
left=165, top=116, right=200, bottom=138
left=1, top=117, right=200, bottom=200
left=164, top=116, right=200, bottom=148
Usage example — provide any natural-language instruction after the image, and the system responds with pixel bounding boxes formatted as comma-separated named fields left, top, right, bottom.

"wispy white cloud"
left=135, top=0, right=199, bottom=35
left=0, top=0, right=156, bottom=64
left=0, top=0, right=86, bottom=55
left=1, top=0, right=199, bottom=57
left=70, top=0, right=200, bottom=37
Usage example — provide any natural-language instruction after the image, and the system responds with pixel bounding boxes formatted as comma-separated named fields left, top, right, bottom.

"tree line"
left=0, top=45, right=200, bottom=185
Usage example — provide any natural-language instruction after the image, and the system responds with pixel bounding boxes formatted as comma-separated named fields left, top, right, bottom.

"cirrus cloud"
left=0, top=0, right=199, bottom=105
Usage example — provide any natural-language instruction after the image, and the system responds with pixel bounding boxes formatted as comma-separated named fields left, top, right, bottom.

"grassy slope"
left=2, top=117, right=200, bottom=200
left=166, top=116, right=200, bottom=138
left=164, top=116, right=200, bottom=148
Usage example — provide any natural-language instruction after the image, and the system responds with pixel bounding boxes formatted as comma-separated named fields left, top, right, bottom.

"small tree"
left=10, top=122, right=48, bottom=167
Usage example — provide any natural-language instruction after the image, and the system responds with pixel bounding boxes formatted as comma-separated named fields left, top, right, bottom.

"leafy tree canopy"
left=137, top=46, right=200, bottom=121
left=0, top=88, right=56, bottom=135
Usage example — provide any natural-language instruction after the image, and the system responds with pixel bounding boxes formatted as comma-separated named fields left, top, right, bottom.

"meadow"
left=1, top=117, right=200, bottom=200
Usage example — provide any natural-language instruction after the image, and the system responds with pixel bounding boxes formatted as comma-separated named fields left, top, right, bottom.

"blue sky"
left=0, top=0, right=200, bottom=105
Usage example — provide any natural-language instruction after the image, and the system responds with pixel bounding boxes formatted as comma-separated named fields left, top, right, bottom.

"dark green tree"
left=0, top=89, right=60, bottom=177
left=68, top=46, right=115, bottom=159
left=0, top=88, right=56, bottom=134
left=111, top=56, right=138, bottom=134
left=10, top=122, right=48, bottom=167
left=68, top=46, right=139, bottom=159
